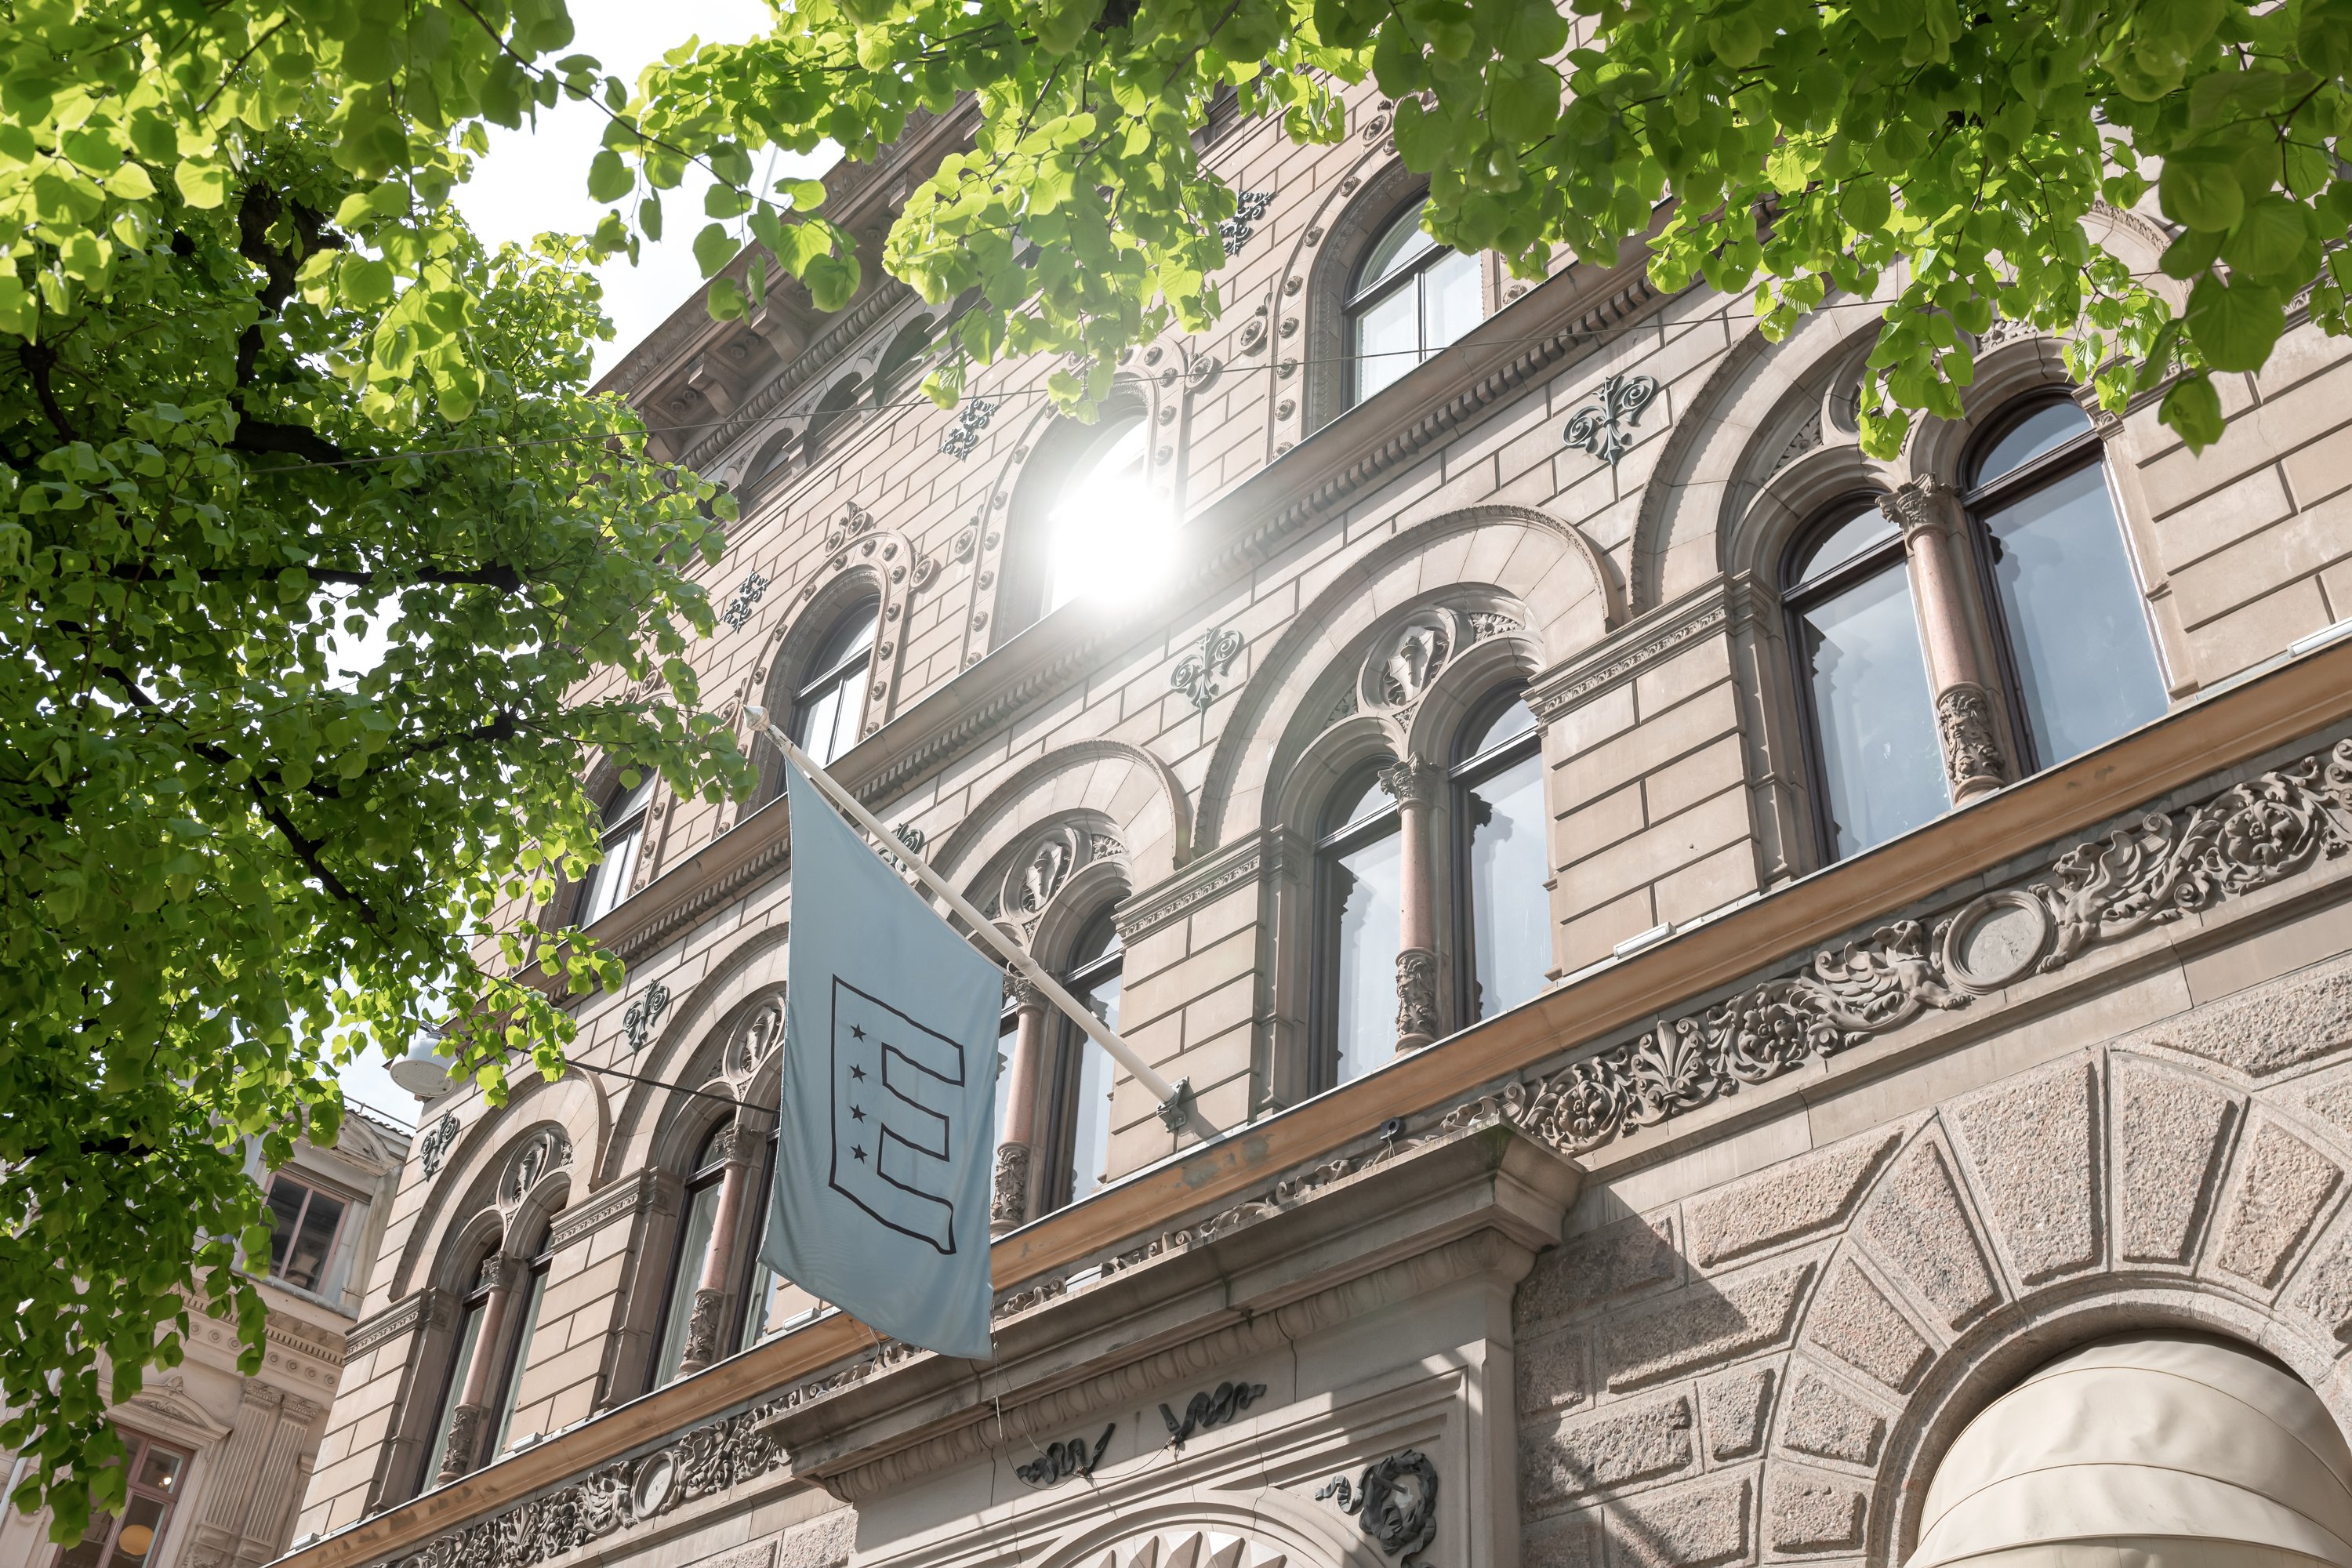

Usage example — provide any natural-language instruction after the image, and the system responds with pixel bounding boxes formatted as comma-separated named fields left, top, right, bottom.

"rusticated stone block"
left=1525, top=1508, right=1603, bottom=1568
left=1779, top=1371, right=1886, bottom=1466
left=2114, top=1056, right=2238, bottom=1264
left=1860, top=1140, right=1999, bottom=1329
left=1702, top=1366, right=1775, bottom=1461
left=2292, top=1235, right=2352, bottom=1338
left=2137, top=952, right=2352, bottom=1079
left=1803, top=1263, right=1932, bottom=1393
left=698, top=1545, right=777, bottom=1568
left=2304, top=1077, right=2352, bottom=1138
left=1519, top=1326, right=1591, bottom=1417
left=1948, top=1059, right=2099, bottom=1283
left=2214, top=1120, right=2343, bottom=1287
left=1520, top=1214, right=1677, bottom=1331
left=778, top=1509, right=855, bottom=1568
left=1608, top=1475, right=1753, bottom=1568
left=1601, top=1262, right=1814, bottom=1391
left=1522, top=1392, right=1694, bottom=1508
left=1768, top=1476, right=1866, bottom=1552
left=1686, top=1131, right=1900, bottom=1270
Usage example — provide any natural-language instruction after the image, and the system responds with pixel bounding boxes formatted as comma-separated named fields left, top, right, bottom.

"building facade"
left=285, top=78, right=2352, bottom=1568
left=2, top=1117, right=411, bottom=1568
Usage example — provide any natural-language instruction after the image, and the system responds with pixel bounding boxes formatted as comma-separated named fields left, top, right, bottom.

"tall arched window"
left=1048, top=913, right=1122, bottom=1210
left=1452, top=691, right=1548, bottom=1022
left=1042, top=416, right=1151, bottom=615
left=420, top=1244, right=497, bottom=1488
left=485, top=1224, right=550, bottom=1463
left=576, top=772, right=653, bottom=925
left=1785, top=501, right=1949, bottom=861
left=650, top=1127, right=728, bottom=1388
left=792, top=599, right=879, bottom=768
left=1345, top=199, right=1482, bottom=406
left=1964, top=399, right=2167, bottom=771
left=1315, top=766, right=1406, bottom=1089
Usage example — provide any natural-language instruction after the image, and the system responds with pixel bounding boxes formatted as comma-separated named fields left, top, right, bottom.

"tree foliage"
left=2, top=0, right=2346, bottom=1534
left=0, top=3, right=751, bottom=1537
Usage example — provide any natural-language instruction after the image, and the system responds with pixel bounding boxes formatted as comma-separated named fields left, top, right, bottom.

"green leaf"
left=692, top=223, right=742, bottom=278
left=173, top=159, right=231, bottom=209
left=2183, top=272, right=2285, bottom=372
left=2158, top=370, right=2225, bottom=449
left=2158, top=146, right=2245, bottom=232
left=2221, top=196, right=2315, bottom=288
left=587, top=149, right=633, bottom=202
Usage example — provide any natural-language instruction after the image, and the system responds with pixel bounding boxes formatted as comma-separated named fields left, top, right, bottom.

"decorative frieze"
left=1159, top=1379, right=1265, bottom=1445
left=1446, top=736, right=2352, bottom=1160
left=1530, top=599, right=1731, bottom=720
left=1013, top=1424, right=1113, bottom=1487
left=549, top=1170, right=666, bottom=1252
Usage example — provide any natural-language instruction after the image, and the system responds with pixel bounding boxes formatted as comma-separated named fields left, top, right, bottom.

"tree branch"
left=18, top=343, right=80, bottom=443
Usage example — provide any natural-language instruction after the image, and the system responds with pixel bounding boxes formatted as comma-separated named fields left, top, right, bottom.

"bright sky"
left=338, top=2, right=840, bottom=1123
left=451, top=0, right=840, bottom=384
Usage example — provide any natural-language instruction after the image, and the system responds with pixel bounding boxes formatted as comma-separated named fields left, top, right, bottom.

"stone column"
left=1879, top=477, right=2009, bottom=803
left=434, top=1255, right=515, bottom=1484
left=993, top=978, right=1048, bottom=1235
left=677, top=1122, right=755, bottom=1376
left=1377, top=756, right=1444, bottom=1051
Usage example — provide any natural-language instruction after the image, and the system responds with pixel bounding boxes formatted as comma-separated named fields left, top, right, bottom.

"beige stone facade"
left=283, top=80, right=2352, bottom=1568
left=2, top=1116, right=410, bottom=1568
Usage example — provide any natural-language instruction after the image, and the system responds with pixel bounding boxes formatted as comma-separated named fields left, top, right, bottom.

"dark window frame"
left=481, top=1225, right=553, bottom=1467
left=51, top=1427, right=188, bottom=1568
left=575, top=771, right=654, bottom=925
left=261, top=1170, right=354, bottom=1294
left=1780, top=493, right=1917, bottom=866
left=646, top=1125, right=731, bottom=1391
left=1342, top=197, right=1479, bottom=408
left=1040, top=910, right=1124, bottom=1214
left=790, top=598, right=881, bottom=768
left=1309, top=762, right=1405, bottom=1094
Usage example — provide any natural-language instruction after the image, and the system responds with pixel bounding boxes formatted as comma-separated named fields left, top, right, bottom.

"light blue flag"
left=760, top=757, right=999, bottom=1360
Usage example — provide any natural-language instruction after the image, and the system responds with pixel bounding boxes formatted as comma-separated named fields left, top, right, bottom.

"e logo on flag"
left=826, top=978, right=967, bottom=1254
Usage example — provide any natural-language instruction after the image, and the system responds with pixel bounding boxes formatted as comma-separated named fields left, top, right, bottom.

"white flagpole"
left=744, top=708, right=1193, bottom=1131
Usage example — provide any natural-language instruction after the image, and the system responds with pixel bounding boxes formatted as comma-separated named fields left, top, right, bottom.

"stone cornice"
left=1116, top=828, right=1302, bottom=940
left=345, top=1289, right=445, bottom=1360
left=1528, top=579, right=1740, bottom=720
left=675, top=280, right=916, bottom=475
left=549, top=1170, right=666, bottom=1251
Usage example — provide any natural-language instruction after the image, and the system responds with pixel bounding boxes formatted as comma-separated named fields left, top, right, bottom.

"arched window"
left=791, top=599, right=879, bottom=768
left=484, top=1224, right=550, bottom=1463
left=420, top=1243, right=497, bottom=1488
left=1962, top=399, right=2166, bottom=771
left=1315, top=766, right=1406, bottom=1090
left=1452, top=690, right=1547, bottom=1022
left=1041, top=416, right=1152, bottom=615
left=739, top=1120, right=786, bottom=1350
left=1785, top=500, right=1949, bottom=862
left=872, top=318, right=936, bottom=402
left=1046, top=913, right=1123, bottom=1210
left=576, top=772, right=653, bottom=925
left=1345, top=198, right=1482, bottom=406
left=804, top=374, right=862, bottom=459
left=650, top=1127, right=728, bottom=1388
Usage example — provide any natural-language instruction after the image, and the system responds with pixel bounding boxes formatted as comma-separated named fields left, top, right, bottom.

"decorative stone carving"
left=1158, top=1379, right=1265, bottom=1444
left=1769, top=407, right=1824, bottom=474
left=419, top=1114, right=459, bottom=1177
left=1395, top=948, right=1440, bottom=1043
left=938, top=398, right=996, bottom=459
left=1018, top=826, right=1082, bottom=913
left=1319, top=1450, right=1439, bottom=1568
left=721, top=573, right=770, bottom=631
left=1014, top=1424, right=1113, bottom=1487
left=435, top=1403, right=487, bottom=1483
left=622, top=982, right=672, bottom=1053
left=1218, top=191, right=1276, bottom=256
left=725, top=996, right=785, bottom=1082
left=1877, top=474, right=1955, bottom=538
left=1465, top=610, right=1523, bottom=641
left=1172, top=626, right=1245, bottom=710
left=891, top=822, right=926, bottom=857
left=1377, top=757, right=1442, bottom=806
left=681, top=1288, right=728, bottom=1370
left=1373, top=615, right=1454, bottom=707
left=991, top=1142, right=1031, bottom=1232
left=504, top=1129, right=572, bottom=1205
left=1935, top=683, right=2009, bottom=795
left=1563, top=372, right=1658, bottom=466
left=822, top=503, right=878, bottom=550
left=1441, top=734, right=2352, bottom=1162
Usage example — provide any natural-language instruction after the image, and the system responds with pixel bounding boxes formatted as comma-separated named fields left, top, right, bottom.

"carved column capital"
left=1395, top=948, right=1440, bottom=1051
left=991, top=1142, right=1033, bottom=1236
left=1005, top=975, right=1047, bottom=1011
left=1876, top=475, right=1960, bottom=539
left=1936, top=682, right=2009, bottom=801
left=677, top=1287, right=730, bottom=1375
left=435, top=1403, right=487, bottom=1484
left=1375, top=756, right=1443, bottom=807
left=475, top=1253, right=512, bottom=1292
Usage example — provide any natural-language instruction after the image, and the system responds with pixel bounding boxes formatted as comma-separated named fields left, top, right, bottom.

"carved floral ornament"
left=989, top=823, right=1127, bottom=921
left=723, top=994, right=786, bottom=1084
left=1358, top=605, right=1524, bottom=714
left=501, top=1128, right=572, bottom=1208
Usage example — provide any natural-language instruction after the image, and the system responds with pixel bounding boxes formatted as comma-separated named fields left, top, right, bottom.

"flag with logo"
left=760, top=756, right=999, bottom=1359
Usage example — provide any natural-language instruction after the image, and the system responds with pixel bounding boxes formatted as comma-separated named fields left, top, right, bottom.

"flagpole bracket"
left=1156, top=1077, right=1194, bottom=1133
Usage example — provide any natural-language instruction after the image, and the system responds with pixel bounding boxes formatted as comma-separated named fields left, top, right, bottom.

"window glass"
left=652, top=1178, right=722, bottom=1388
left=579, top=774, right=652, bottom=925
left=1062, top=923, right=1121, bottom=1205
left=1044, top=418, right=1154, bottom=612
left=1323, top=768, right=1392, bottom=836
left=488, top=1261, right=546, bottom=1460
left=1347, top=198, right=1484, bottom=406
left=1970, top=401, right=2092, bottom=488
left=1462, top=748, right=1548, bottom=1020
left=793, top=602, right=879, bottom=768
left=1352, top=285, right=1423, bottom=403
left=53, top=1434, right=185, bottom=1568
left=1422, top=249, right=1483, bottom=357
left=1357, top=205, right=1437, bottom=292
left=1795, top=561, right=1950, bottom=858
left=1980, top=461, right=2166, bottom=767
left=1790, top=506, right=1899, bottom=587
left=1325, top=827, right=1403, bottom=1087
left=263, top=1177, right=347, bottom=1292
left=1461, top=695, right=1537, bottom=761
